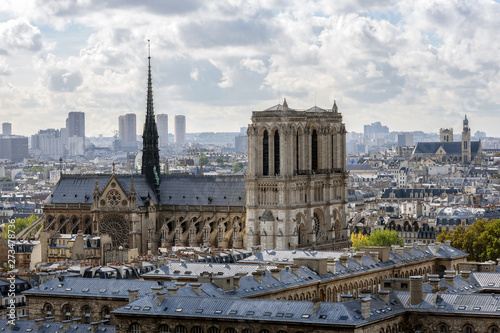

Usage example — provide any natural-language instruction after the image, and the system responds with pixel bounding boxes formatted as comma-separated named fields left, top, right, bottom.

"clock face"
left=107, top=189, right=121, bottom=207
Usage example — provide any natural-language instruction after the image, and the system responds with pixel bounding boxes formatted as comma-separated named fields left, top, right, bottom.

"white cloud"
left=0, top=0, right=499, bottom=137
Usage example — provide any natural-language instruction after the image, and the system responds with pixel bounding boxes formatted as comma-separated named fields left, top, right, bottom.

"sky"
left=1, top=0, right=500, bottom=138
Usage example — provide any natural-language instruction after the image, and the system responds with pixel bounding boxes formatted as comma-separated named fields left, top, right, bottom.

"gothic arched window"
left=263, top=130, right=269, bottom=176
left=274, top=129, right=280, bottom=175
left=312, top=129, right=318, bottom=171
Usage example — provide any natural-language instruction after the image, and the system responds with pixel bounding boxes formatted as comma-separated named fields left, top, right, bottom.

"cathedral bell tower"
left=245, top=100, right=349, bottom=250
left=141, top=40, right=161, bottom=196
left=461, top=115, right=471, bottom=164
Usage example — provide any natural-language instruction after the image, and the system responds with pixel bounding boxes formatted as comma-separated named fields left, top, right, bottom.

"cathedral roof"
left=46, top=174, right=246, bottom=208
left=413, top=141, right=481, bottom=155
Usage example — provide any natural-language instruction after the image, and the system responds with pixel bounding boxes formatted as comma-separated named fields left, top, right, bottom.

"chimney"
left=339, top=254, right=349, bottom=267
left=151, top=286, right=162, bottom=294
left=90, top=322, right=99, bottom=333
left=233, top=276, right=241, bottom=288
left=128, top=289, right=139, bottom=303
left=340, top=294, right=353, bottom=303
left=40, top=272, right=48, bottom=284
left=291, top=264, right=301, bottom=276
left=251, top=245, right=262, bottom=255
left=460, top=271, right=471, bottom=282
left=34, top=319, right=44, bottom=331
left=167, top=287, right=178, bottom=296
left=394, top=247, right=404, bottom=257
left=435, top=242, right=441, bottom=252
left=62, top=320, right=71, bottom=332
left=369, top=252, right=379, bottom=262
left=157, top=292, right=166, bottom=306
left=404, top=246, right=413, bottom=256
left=175, top=282, right=186, bottom=289
left=417, top=242, right=426, bottom=252
left=190, top=283, right=202, bottom=296
left=444, top=270, right=455, bottom=286
left=445, top=240, right=451, bottom=246
left=429, top=278, right=440, bottom=293
left=409, top=276, right=423, bottom=305
left=378, top=290, right=390, bottom=304
left=327, top=259, right=336, bottom=274
left=270, top=268, right=281, bottom=280
left=342, top=248, right=349, bottom=255
left=353, top=252, right=365, bottom=265
left=252, top=269, right=264, bottom=284
left=361, top=297, right=371, bottom=319
left=312, top=297, right=321, bottom=313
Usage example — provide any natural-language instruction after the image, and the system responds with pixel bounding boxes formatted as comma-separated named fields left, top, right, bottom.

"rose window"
left=107, top=190, right=121, bottom=207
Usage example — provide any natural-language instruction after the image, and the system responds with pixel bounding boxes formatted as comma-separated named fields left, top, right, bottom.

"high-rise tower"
left=157, top=114, right=168, bottom=147
left=174, top=115, right=186, bottom=145
left=141, top=41, right=161, bottom=191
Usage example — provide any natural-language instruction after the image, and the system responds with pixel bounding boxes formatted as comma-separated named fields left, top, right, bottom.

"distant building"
left=174, top=115, right=186, bottom=145
left=157, top=114, right=168, bottom=147
left=0, top=136, right=29, bottom=162
left=234, top=134, right=247, bottom=153
left=66, top=111, right=85, bottom=139
left=412, top=116, right=482, bottom=164
left=31, top=129, right=64, bottom=158
left=397, top=133, right=414, bottom=147
left=1, top=122, right=11, bottom=136
left=364, top=121, right=389, bottom=138
left=118, top=113, right=137, bottom=151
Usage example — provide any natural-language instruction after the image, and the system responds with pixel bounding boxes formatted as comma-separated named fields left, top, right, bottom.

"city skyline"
left=1, top=1, right=500, bottom=137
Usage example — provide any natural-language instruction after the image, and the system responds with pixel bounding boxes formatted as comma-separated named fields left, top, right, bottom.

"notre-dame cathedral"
left=39, top=52, right=349, bottom=256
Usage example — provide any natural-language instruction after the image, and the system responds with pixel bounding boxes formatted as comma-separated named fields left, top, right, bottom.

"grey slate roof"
left=23, top=276, right=162, bottom=299
left=0, top=319, right=115, bottom=333
left=142, top=262, right=264, bottom=279
left=113, top=293, right=406, bottom=327
left=158, top=175, right=246, bottom=206
left=413, top=141, right=481, bottom=155
left=45, top=174, right=246, bottom=208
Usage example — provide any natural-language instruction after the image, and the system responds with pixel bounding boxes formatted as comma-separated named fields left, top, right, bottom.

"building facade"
left=118, top=113, right=137, bottom=150
left=157, top=114, right=168, bottom=147
left=245, top=100, right=349, bottom=250
left=174, top=115, right=186, bottom=145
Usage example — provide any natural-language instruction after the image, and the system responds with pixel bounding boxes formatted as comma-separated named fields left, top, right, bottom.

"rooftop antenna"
left=148, top=39, right=151, bottom=59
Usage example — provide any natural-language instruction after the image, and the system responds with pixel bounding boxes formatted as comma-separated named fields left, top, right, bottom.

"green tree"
left=232, top=162, right=244, bottom=174
left=1, top=215, right=39, bottom=239
left=437, top=219, right=500, bottom=262
left=199, top=155, right=209, bottom=166
left=366, top=229, right=403, bottom=247
left=215, top=158, right=224, bottom=165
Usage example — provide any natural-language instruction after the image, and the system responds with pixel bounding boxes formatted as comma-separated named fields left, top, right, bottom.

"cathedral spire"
left=142, top=40, right=161, bottom=194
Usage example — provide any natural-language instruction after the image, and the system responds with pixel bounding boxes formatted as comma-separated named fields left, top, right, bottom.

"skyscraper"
left=157, top=114, right=168, bottom=147
left=174, top=115, right=186, bottom=145
left=2, top=123, right=11, bottom=136
left=66, top=111, right=85, bottom=139
left=119, top=113, right=137, bottom=150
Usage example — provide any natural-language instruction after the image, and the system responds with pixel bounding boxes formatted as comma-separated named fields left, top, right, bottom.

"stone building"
left=24, top=52, right=349, bottom=259
left=412, top=116, right=482, bottom=164
left=245, top=100, right=349, bottom=250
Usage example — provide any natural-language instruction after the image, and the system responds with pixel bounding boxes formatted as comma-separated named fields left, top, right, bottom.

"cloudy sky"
left=1, top=0, right=499, bottom=138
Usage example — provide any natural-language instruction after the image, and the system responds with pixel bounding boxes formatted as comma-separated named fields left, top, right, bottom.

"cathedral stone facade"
left=245, top=100, right=349, bottom=250
left=38, top=54, right=349, bottom=259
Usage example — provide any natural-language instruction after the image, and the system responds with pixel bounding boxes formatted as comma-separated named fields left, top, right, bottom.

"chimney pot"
left=378, top=290, right=390, bottom=303
left=312, top=297, right=321, bottom=313
left=361, top=297, right=371, bottom=319
left=127, top=289, right=139, bottom=303
left=409, top=276, right=423, bottom=305
left=157, top=291, right=166, bottom=306
left=460, top=270, right=471, bottom=282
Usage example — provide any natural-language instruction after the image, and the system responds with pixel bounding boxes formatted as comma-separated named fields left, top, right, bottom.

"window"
left=130, top=323, right=141, bottom=333
left=176, top=326, right=187, bottom=333
left=159, top=325, right=171, bottom=333
left=464, top=327, right=473, bottom=333
left=440, top=325, right=447, bottom=333
left=83, top=306, right=91, bottom=324
left=45, top=304, right=52, bottom=317
left=63, top=305, right=71, bottom=321
left=263, top=130, right=269, bottom=176
left=208, top=328, right=220, bottom=333
left=312, top=130, right=318, bottom=171
left=490, top=328, right=499, bottom=333
left=102, top=307, right=111, bottom=320
left=274, top=129, right=280, bottom=175
left=191, top=327, right=203, bottom=333
left=225, top=329, right=237, bottom=333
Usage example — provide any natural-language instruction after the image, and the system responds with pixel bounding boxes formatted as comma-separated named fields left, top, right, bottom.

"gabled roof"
left=413, top=141, right=481, bottom=155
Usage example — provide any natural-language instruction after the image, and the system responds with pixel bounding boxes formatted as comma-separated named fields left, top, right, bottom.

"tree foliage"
left=351, top=232, right=369, bottom=250
left=351, top=229, right=403, bottom=250
left=1, top=215, right=39, bottom=239
left=232, top=162, right=244, bottom=174
left=199, top=155, right=209, bottom=166
left=366, top=229, right=404, bottom=247
left=437, top=219, right=500, bottom=262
